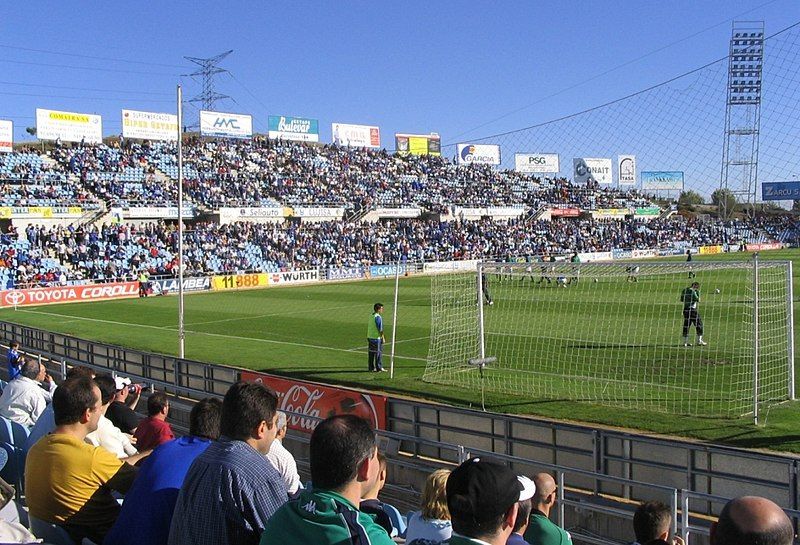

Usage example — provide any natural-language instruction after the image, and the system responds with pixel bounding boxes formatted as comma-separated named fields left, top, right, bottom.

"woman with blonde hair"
left=404, top=468, right=452, bottom=545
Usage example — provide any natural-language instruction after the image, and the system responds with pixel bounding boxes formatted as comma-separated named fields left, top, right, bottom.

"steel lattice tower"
left=184, top=50, right=233, bottom=125
left=720, top=21, right=764, bottom=218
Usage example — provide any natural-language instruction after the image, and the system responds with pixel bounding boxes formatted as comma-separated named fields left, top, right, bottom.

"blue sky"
left=1, top=1, right=798, bottom=150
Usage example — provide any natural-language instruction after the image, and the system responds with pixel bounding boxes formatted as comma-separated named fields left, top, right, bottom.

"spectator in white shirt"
left=0, top=358, right=56, bottom=428
left=265, top=411, right=301, bottom=495
left=85, top=374, right=139, bottom=459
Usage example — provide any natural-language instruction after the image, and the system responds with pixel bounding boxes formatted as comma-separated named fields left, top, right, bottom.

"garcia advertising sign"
left=36, top=108, right=102, bottom=144
left=332, top=123, right=381, bottom=148
left=395, top=133, right=441, bottom=156
left=0, top=281, right=138, bottom=308
left=122, top=109, right=178, bottom=141
left=200, top=110, right=253, bottom=139
left=0, top=120, right=12, bottom=153
left=241, top=370, right=387, bottom=431
left=573, top=157, right=612, bottom=184
left=515, top=153, right=559, bottom=173
left=268, top=115, right=320, bottom=142
left=618, top=155, right=636, bottom=185
left=457, top=143, right=501, bottom=165
left=641, top=171, right=684, bottom=191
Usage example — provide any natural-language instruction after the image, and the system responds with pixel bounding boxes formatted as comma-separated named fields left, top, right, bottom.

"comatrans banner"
left=200, top=110, right=253, bottom=139
left=268, top=115, right=319, bottom=142
left=515, top=153, right=559, bottom=173
left=332, top=123, right=380, bottom=148
left=36, top=108, right=102, bottom=144
left=0, top=281, right=138, bottom=308
left=122, top=110, right=178, bottom=141
left=617, top=155, right=636, bottom=185
left=641, top=171, right=684, bottom=191
left=0, top=120, right=12, bottom=153
left=457, top=143, right=501, bottom=165
left=212, top=273, right=269, bottom=291
left=573, top=157, right=612, bottom=184
left=395, top=133, right=441, bottom=156
left=268, top=269, right=320, bottom=285
left=151, top=277, right=211, bottom=293
left=241, top=371, right=387, bottom=431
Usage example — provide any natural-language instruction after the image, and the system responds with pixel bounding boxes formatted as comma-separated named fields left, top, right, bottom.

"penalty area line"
left=12, top=308, right=428, bottom=362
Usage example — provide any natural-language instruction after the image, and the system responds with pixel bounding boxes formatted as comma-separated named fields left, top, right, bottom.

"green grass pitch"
left=1, top=249, right=800, bottom=452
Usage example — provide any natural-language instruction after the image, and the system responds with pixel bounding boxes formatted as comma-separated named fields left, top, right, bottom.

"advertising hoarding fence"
left=268, top=115, right=320, bottom=142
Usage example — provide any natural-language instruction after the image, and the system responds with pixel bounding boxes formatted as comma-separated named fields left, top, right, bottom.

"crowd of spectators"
left=0, top=215, right=777, bottom=288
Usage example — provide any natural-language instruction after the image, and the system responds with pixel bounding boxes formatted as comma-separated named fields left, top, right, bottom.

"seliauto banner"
left=122, top=110, right=178, bottom=142
left=200, top=110, right=253, bottom=139
left=0, top=281, right=139, bottom=308
left=268, top=115, right=320, bottom=142
left=151, top=277, right=211, bottom=293
left=36, top=108, right=102, bottom=144
left=327, top=267, right=365, bottom=280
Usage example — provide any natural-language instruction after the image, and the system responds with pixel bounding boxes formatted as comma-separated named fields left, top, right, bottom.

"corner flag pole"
left=389, top=259, right=400, bottom=379
left=177, top=85, right=185, bottom=359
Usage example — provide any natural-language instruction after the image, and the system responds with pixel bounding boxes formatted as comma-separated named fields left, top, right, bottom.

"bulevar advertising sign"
left=240, top=371, right=387, bottom=432
left=0, top=281, right=139, bottom=308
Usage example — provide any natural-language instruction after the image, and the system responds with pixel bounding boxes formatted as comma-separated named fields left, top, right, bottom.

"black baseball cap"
left=447, top=457, right=536, bottom=523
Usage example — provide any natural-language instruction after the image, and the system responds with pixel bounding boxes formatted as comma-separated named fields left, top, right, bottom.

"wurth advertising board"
left=200, top=110, right=253, bottom=139
left=0, top=281, right=139, bottom=308
left=241, top=370, right=387, bottom=431
left=0, top=120, right=12, bottom=153
left=36, top=108, right=102, bottom=144
left=268, top=269, right=320, bottom=285
left=331, top=123, right=381, bottom=148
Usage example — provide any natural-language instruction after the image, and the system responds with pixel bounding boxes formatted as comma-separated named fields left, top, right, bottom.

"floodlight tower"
left=719, top=21, right=764, bottom=218
left=184, top=50, right=233, bottom=125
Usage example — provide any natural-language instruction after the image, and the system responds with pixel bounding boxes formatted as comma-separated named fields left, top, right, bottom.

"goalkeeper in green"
left=681, top=282, right=707, bottom=346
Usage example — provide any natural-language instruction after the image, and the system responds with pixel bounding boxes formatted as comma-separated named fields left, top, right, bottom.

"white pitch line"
left=13, top=308, right=428, bottom=362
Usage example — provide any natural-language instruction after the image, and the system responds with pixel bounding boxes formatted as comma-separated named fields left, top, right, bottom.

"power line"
left=0, top=80, right=172, bottom=96
left=0, top=58, right=178, bottom=77
left=0, top=90, right=174, bottom=103
left=0, top=44, right=186, bottom=69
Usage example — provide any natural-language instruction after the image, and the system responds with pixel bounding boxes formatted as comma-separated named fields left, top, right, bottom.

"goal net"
left=423, top=259, right=794, bottom=418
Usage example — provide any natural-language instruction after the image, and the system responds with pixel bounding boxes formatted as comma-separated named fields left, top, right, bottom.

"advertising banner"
left=762, top=181, right=800, bottom=201
left=515, top=153, right=559, bottom=173
left=327, top=267, right=365, bottom=281
left=457, top=143, right=501, bottom=165
left=219, top=207, right=287, bottom=224
left=573, top=158, right=612, bottom=184
left=424, top=260, right=480, bottom=273
left=292, top=207, right=344, bottom=218
left=0, top=281, right=138, bottom=308
left=241, top=370, right=387, bottom=431
left=745, top=242, right=784, bottom=251
left=369, top=264, right=407, bottom=278
left=125, top=207, right=195, bottom=219
left=374, top=208, right=421, bottom=218
left=550, top=208, right=581, bottom=217
left=395, top=133, right=441, bottom=156
left=151, top=277, right=211, bottom=294
left=0, top=206, right=83, bottom=219
left=617, top=155, right=636, bottom=185
left=641, top=171, right=684, bottom=191
left=594, top=208, right=630, bottom=218
left=0, top=120, right=12, bottom=153
left=332, top=123, right=381, bottom=148
left=454, top=206, right=525, bottom=218
left=699, top=245, right=723, bottom=255
left=122, top=110, right=178, bottom=141
left=659, top=248, right=687, bottom=257
left=211, top=273, right=269, bottom=291
left=200, top=110, right=253, bottom=139
left=577, top=251, right=613, bottom=262
left=634, top=207, right=661, bottom=216
left=268, top=269, right=320, bottom=285
left=36, top=108, right=102, bottom=144
left=612, top=249, right=633, bottom=259
left=631, top=249, right=659, bottom=259
left=268, top=115, right=320, bottom=142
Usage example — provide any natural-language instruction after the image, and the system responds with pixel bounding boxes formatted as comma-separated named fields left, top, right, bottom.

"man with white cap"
left=445, top=457, right=536, bottom=545
left=106, top=376, right=142, bottom=435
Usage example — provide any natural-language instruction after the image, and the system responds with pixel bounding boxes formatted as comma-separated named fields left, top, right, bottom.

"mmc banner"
left=200, top=110, right=253, bottom=139
left=122, top=110, right=178, bottom=141
left=268, top=115, right=320, bottom=142
left=395, top=133, right=441, bottom=156
left=36, top=108, right=102, bottom=144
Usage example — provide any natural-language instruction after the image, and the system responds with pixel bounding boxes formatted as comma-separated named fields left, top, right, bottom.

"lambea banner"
left=268, top=115, right=320, bottom=142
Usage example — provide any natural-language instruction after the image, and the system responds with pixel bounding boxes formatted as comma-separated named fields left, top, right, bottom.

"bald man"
left=524, top=473, right=572, bottom=545
left=711, top=496, right=793, bottom=545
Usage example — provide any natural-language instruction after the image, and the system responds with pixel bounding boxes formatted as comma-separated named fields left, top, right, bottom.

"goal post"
left=423, top=258, right=794, bottom=420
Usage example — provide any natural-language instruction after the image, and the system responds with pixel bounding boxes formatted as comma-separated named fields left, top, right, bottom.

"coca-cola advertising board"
left=0, top=281, right=139, bottom=308
left=240, top=371, right=387, bottom=432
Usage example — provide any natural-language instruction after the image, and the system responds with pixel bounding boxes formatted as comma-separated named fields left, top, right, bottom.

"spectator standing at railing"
left=0, top=358, right=56, bottom=428
left=710, top=496, right=793, bottom=545
left=6, top=341, right=21, bottom=381
left=524, top=473, right=572, bottom=545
